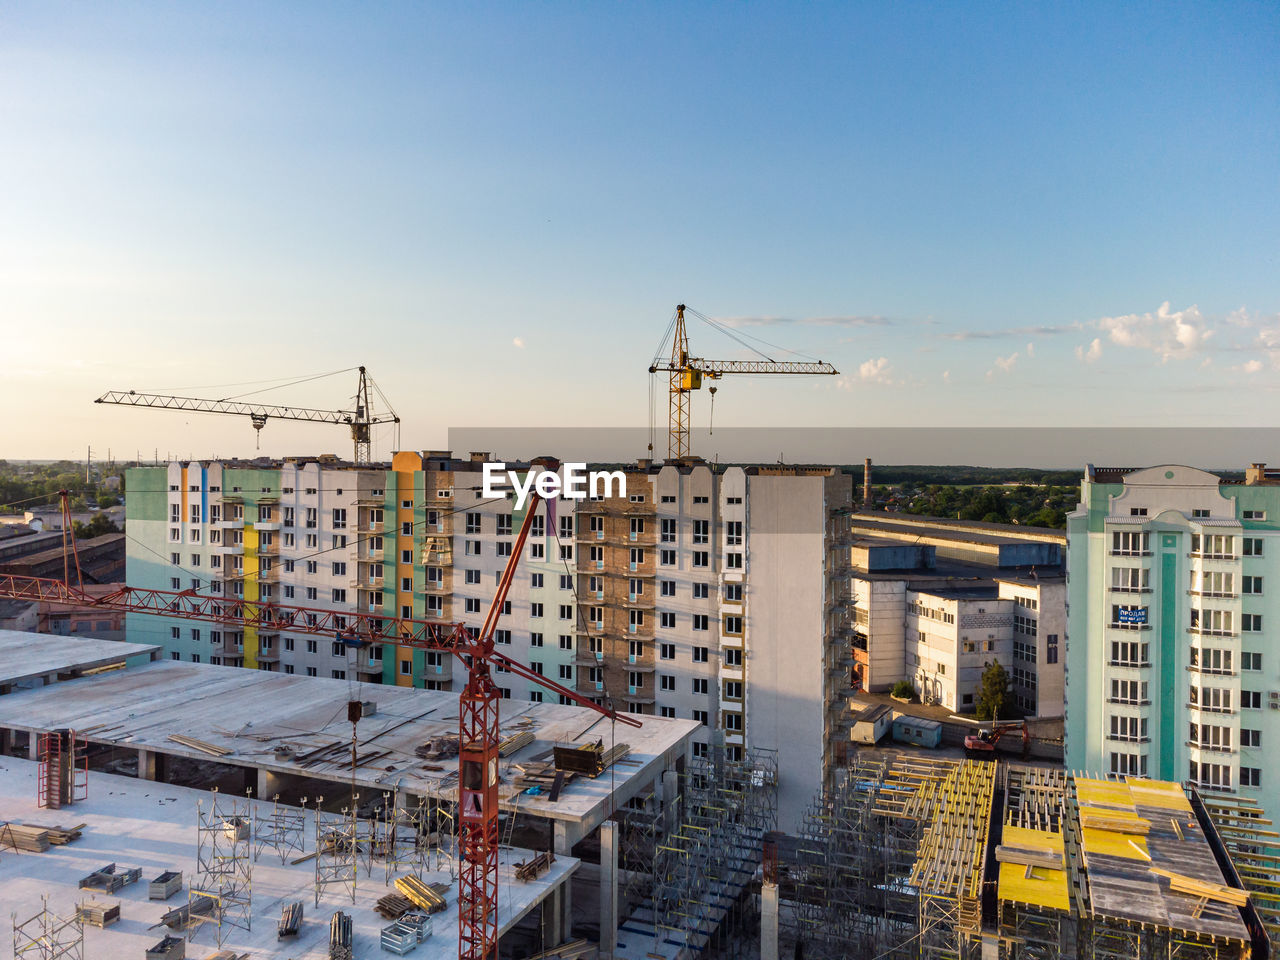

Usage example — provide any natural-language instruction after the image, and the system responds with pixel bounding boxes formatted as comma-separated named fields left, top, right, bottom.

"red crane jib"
left=0, top=479, right=642, bottom=960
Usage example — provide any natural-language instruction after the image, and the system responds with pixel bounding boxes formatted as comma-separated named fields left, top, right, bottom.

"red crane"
left=0, top=477, right=641, bottom=960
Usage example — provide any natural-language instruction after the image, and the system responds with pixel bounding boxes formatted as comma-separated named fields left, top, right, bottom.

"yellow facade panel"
left=998, top=825, right=1071, bottom=911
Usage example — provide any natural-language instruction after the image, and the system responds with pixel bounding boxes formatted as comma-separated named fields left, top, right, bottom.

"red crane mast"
left=0, top=479, right=642, bottom=960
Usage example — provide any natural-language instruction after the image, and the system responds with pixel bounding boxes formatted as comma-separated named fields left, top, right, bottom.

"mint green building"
left=1067, top=463, right=1280, bottom=807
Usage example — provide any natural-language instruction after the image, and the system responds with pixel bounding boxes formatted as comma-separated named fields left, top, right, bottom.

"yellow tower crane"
left=648, top=303, right=839, bottom=460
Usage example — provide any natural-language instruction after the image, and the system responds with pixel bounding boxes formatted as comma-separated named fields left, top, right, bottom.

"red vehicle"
left=965, top=720, right=1030, bottom=758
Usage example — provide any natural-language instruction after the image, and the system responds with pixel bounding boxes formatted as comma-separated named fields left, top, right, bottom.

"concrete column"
left=662, top=769, right=680, bottom=836
left=543, top=884, right=564, bottom=946
left=560, top=875, right=572, bottom=941
left=138, top=748, right=158, bottom=781
left=0, top=727, right=12, bottom=756
left=553, top=819, right=585, bottom=856
left=599, top=820, right=618, bottom=960
left=761, top=880, right=780, bottom=960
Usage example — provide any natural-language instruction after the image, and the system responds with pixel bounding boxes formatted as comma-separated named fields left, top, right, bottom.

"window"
left=660, top=612, right=676, bottom=628
left=724, top=616, right=743, bottom=635
left=660, top=549, right=676, bottom=566
left=693, top=710, right=709, bottom=726
left=1191, top=608, right=1234, bottom=636
left=400, top=660, right=412, bottom=675
left=630, top=517, right=645, bottom=537
left=1242, top=728, right=1262, bottom=747
left=1109, top=640, right=1148, bottom=666
left=1109, top=752, right=1147, bottom=777
left=1244, top=575, right=1264, bottom=595
left=723, top=680, right=743, bottom=700
left=1192, top=533, right=1234, bottom=558
left=661, top=518, right=676, bottom=543
left=559, top=634, right=573, bottom=650
left=529, top=631, right=543, bottom=647
left=331, top=588, right=346, bottom=603
left=693, top=495, right=708, bottom=504
left=1191, top=646, right=1233, bottom=674
left=628, top=493, right=646, bottom=503
left=306, top=560, right=318, bottom=574
left=496, top=541, right=512, bottom=557
left=724, top=648, right=743, bottom=667
left=629, top=609, right=645, bottom=629
left=1243, top=690, right=1263, bottom=709
left=1110, top=604, right=1149, bottom=628
left=306, top=639, right=318, bottom=653
left=629, top=547, right=645, bottom=566
left=465, top=540, right=481, bottom=556
left=559, top=604, right=573, bottom=620
left=465, top=598, right=481, bottom=614
left=1109, top=715, right=1147, bottom=742
left=660, top=705, right=676, bottom=718
left=692, top=678, right=709, bottom=694
left=1243, top=651, right=1263, bottom=671
left=531, top=602, right=544, bottom=618
left=629, top=578, right=644, bottom=597
left=305, top=667, right=318, bottom=677
left=1129, top=507, right=1148, bottom=516
left=170, top=577, right=181, bottom=589
left=558, top=664, right=573, bottom=681
left=1192, top=508, right=1210, bottom=518
left=692, top=614, right=709, bottom=631
left=693, top=551, right=709, bottom=568
left=1111, top=530, right=1150, bottom=556
left=305, top=507, right=317, bottom=529
left=726, top=552, right=743, bottom=569
left=1244, top=614, right=1264, bottom=632
left=332, top=641, right=345, bottom=657
left=529, top=661, right=544, bottom=676
left=465, top=569, right=481, bottom=585
left=724, top=583, right=743, bottom=603
left=496, top=513, right=512, bottom=536
left=1189, top=722, right=1231, bottom=751
left=693, top=583, right=709, bottom=599
left=725, top=520, right=742, bottom=546
left=332, top=561, right=347, bottom=576
left=466, top=512, right=482, bottom=534
left=1189, top=760, right=1231, bottom=790
left=306, top=534, right=318, bottom=548
left=1242, top=767, right=1262, bottom=787
left=660, top=642, right=675, bottom=660
left=659, top=674, right=676, bottom=691
left=1109, top=679, right=1149, bottom=704
left=1191, top=570, right=1235, bottom=596
left=693, top=519, right=709, bottom=544
left=693, top=646, right=708, bottom=663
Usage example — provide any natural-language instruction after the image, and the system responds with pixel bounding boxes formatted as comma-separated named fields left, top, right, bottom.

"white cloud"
left=994, top=352, right=1018, bottom=372
left=857, top=356, right=894, bottom=383
left=1242, top=359, right=1263, bottom=374
left=1026, top=342, right=1035, bottom=358
left=512, top=337, right=525, bottom=349
left=1075, top=338, right=1103, bottom=363
left=942, top=370, right=951, bottom=384
left=1095, top=301, right=1212, bottom=361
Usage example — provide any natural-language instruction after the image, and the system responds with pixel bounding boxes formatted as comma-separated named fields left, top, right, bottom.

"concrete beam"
left=599, top=820, right=618, bottom=960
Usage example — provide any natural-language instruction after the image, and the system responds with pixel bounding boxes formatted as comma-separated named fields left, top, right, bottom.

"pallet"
left=78, top=900, right=120, bottom=928
left=375, top=893, right=415, bottom=919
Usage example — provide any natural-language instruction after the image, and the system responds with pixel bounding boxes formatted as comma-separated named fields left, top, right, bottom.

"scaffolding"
left=996, top=766, right=1069, bottom=960
left=640, top=745, right=778, bottom=956
left=314, top=801, right=358, bottom=906
left=253, top=793, right=306, bottom=864
left=1200, top=794, right=1280, bottom=954
left=783, top=754, right=956, bottom=960
left=381, top=796, right=430, bottom=885
left=36, top=730, right=87, bottom=810
left=11, top=897, right=83, bottom=960
left=617, top=784, right=659, bottom=921
left=191, top=791, right=253, bottom=946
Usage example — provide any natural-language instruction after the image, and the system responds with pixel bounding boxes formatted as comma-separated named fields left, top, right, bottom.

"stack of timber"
left=149, top=870, right=183, bottom=900
left=498, top=730, right=535, bottom=757
left=552, top=741, right=629, bottom=779
left=394, top=875, right=450, bottom=914
left=278, top=900, right=305, bottom=938
left=330, top=911, right=354, bottom=960
left=167, top=734, right=232, bottom=758
left=78, top=900, right=121, bottom=928
left=146, top=935, right=186, bottom=960
left=515, top=850, right=556, bottom=882
left=1078, top=805, right=1151, bottom=834
left=0, top=824, right=51, bottom=852
left=79, top=862, right=142, bottom=892
left=994, top=844, right=1065, bottom=870
left=375, top=893, right=415, bottom=919
left=512, top=761, right=571, bottom=797
left=29, top=821, right=84, bottom=845
left=1149, top=866, right=1251, bottom=914
left=415, top=736, right=458, bottom=761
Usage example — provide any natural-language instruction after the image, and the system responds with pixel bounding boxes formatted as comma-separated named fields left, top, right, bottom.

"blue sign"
left=1117, top=607, right=1148, bottom=624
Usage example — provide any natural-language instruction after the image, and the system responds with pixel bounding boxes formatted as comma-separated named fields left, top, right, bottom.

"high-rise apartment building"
left=1067, top=463, right=1280, bottom=809
left=126, top=454, right=854, bottom=829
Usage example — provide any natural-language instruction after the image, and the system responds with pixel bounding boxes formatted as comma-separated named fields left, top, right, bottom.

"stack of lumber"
left=512, top=761, right=571, bottom=796
left=515, top=850, right=556, bottom=881
left=394, top=875, right=450, bottom=914
left=0, top=824, right=51, bottom=852
left=29, top=822, right=84, bottom=845
left=498, top=730, right=535, bottom=757
left=552, top=742, right=630, bottom=779
left=168, top=734, right=232, bottom=758
left=78, top=900, right=120, bottom=927
left=375, top=893, right=415, bottom=919
left=1149, top=867, right=1251, bottom=907
left=994, top=844, right=1064, bottom=870
left=1078, top=806, right=1150, bottom=834
left=278, top=900, right=305, bottom=938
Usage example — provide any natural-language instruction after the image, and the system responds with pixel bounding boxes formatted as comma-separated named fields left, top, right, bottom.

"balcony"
left=1187, top=627, right=1237, bottom=639
left=1189, top=552, right=1237, bottom=561
left=1188, top=590, right=1239, bottom=599
left=1110, top=549, right=1152, bottom=558
left=1107, top=660, right=1151, bottom=668
left=257, top=648, right=280, bottom=663
left=1186, top=664, right=1237, bottom=677
left=1186, top=741, right=1235, bottom=754
left=253, top=521, right=281, bottom=532
left=1106, top=697, right=1152, bottom=706
left=1108, top=621, right=1151, bottom=631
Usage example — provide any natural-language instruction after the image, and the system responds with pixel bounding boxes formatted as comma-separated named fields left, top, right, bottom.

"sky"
left=2, top=2, right=1278, bottom=463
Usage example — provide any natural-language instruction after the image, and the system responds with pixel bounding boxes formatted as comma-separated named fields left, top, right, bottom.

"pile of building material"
left=375, top=893, right=416, bottom=919
left=498, top=730, right=535, bottom=756
left=523, top=939, right=596, bottom=959
left=149, top=870, right=183, bottom=900
left=514, top=850, right=556, bottom=882
left=79, top=862, right=141, bottom=892
left=278, top=900, right=304, bottom=938
left=511, top=761, right=569, bottom=797
left=380, top=913, right=432, bottom=955
left=394, top=875, right=450, bottom=914
left=77, top=900, right=120, bottom=927
left=168, top=733, right=232, bottom=758
left=415, top=736, right=458, bottom=760
left=145, top=935, right=186, bottom=960
left=157, top=894, right=217, bottom=930
left=0, top=821, right=83, bottom=852
left=552, top=741, right=630, bottom=779
left=330, top=911, right=353, bottom=960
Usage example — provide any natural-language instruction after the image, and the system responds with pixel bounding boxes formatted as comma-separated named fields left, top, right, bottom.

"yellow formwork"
left=1126, top=777, right=1193, bottom=812
left=1074, top=777, right=1135, bottom=809
left=998, top=824, right=1071, bottom=913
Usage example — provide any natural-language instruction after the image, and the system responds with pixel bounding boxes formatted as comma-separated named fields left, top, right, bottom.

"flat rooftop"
left=0, top=756, right=574, bottom=959
left=0, top=629, right=161, bottom=687
left=851, top=515, right=1066, bottom=548
left=0, top=657, right=696, bottom=829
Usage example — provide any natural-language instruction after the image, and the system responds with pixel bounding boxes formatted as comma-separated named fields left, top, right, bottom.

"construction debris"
left=414, top=736, right=458, bottom=761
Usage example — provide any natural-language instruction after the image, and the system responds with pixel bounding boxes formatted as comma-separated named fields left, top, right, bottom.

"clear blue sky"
left=2, top=2, right=1278, bottom=460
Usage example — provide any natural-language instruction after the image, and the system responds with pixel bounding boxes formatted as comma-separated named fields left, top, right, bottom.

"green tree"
left=976, top=660, right=1011, bottom=720
left=73, top=513, right=120, bottom=539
